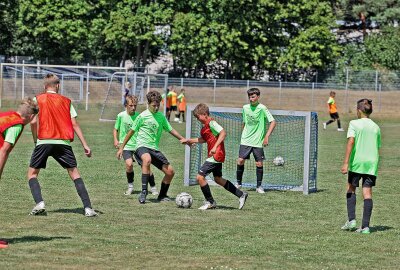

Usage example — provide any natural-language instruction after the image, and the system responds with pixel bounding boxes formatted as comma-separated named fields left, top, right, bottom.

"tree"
left=0, top=0, right=18, bottom=57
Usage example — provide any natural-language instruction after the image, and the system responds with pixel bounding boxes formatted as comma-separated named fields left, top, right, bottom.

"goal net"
left=99, top=72, right=168, bottom=121
left=184, top=106, right=318, bottom=194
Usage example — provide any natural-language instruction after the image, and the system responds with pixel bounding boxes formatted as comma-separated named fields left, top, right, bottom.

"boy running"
left=113, top=95, right=158, bottom=196
left=236, top=88, right=276, bottom=193
left=187, top=103, right=248, bottom=210
left=177, top=88, right=186, bottom=123
left=341, top=98, right=381, bottom=234
left=28, top=74, right=97, bottom=217
left=323, top=91, right=344, bottom=131
left=117, top=90, right=187, bottom=204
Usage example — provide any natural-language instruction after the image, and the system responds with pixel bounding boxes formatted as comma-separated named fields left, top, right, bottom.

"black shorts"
left=330, top=112, right=339, bottom=119
left=166, top=107, right=171, bottom=112
left=30, top=144, right=77, bottom=169
left=134, top=147, right=170, bottom=170
left=170, top=106, right=177, bottom=112
left=238, top=145, right=265, bottom=162
left=122, top=150, right=136, bottom=161
left=198, top=161, right=223, bottom=178
left=348, top=171, right=376, bottom=188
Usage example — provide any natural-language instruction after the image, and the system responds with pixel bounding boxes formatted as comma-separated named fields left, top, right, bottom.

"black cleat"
left=138, top=190, right=147, bottom=204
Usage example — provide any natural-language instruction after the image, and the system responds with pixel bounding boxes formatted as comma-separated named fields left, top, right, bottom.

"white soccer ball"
left=175, top=192, right=193, bottom=208
left=273, top=156, right=285, bottom=166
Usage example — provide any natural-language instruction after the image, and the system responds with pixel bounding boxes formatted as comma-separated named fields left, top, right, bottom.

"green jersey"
left=206, top=120, right=224, bottom=163
left=115, top=111, right=139, bottom=150
left=132, top=109, right=173, bottom=151
left=240, top=103, right=275, bottom=147
left=347, top=118, right=381, bottom=176
left=4, top=124, right=23, bottom=145
left=34, top=94, right=77, bottom=146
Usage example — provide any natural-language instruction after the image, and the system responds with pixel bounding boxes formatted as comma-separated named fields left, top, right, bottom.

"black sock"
left=158, top=182, right=170, bottom=199
left=141, top=174, right=149, bottom=193
left=148, top=173, right=156, bottom=187
left=256, top=166, right=263, bottom=187
left=182, top=112, right=185, bottom=122
left=223, top=180, right=243, bottom=197
left=236, top=164, right=244, bottom=185
left=200, top=184, right=214, bottom=203
left=29, top=178, right=43, bottom=204
left=326, top=120, right=334, bottom=126
left=126, top=171, right=134, bottom=184
left=337, top=119, right=342, bottom=129
left=362, top=199, right=373, bottom=228
left=346, top=193, right=356, bottom=221
left=74, top=178, right=92, bottom=209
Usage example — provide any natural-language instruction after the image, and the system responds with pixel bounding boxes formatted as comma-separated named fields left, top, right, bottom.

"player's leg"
left=158, top=164, right=174, bottom=201
left=254, top=148, right=266, bottom=194
left=28, top=144, right=49, bottom=215
left=197, top=162, right=216, bottom=210
left=336, top=113, right=344, bottom=131
left=341, top=172, right=358, bottom=230
left=236, top=145, right=252, bottom=188
left=148, top=169, right=159, bottom=195
left=324, top=113, right=336, bottom=128
left=357, top=175, right=375, bottom=234
left=139, top=151, right=152, bottom=203
left=123, top=150, right=134, bottom=195
left=215, top=173, right=248, bottom=210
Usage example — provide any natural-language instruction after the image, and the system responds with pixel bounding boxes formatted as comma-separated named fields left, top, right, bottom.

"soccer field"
left=1, top=107, right=399, bottom=269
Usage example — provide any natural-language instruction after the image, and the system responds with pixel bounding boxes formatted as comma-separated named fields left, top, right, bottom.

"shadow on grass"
left=50, top=208, right=104, bottom=215
left=371, top=225, right=393, bottom=232
left=3, top=235, right=71, bottom=244
left=215, top=205, right=237, bottom=210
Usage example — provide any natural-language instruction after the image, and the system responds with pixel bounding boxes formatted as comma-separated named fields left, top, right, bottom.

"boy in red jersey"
left=27, top=74, right=97, bottom=217
left=0, top=98, right=38, bottom=248
left=186, top=103, right=248, bottom=210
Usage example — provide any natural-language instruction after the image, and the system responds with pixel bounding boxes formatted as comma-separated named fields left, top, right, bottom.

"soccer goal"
left=99, top=72, right=168, bottom=121
left=184, top=106, right=318, bottom=194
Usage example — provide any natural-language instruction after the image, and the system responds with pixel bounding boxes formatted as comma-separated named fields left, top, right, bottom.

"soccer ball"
left=273, top=156, right=285, bottom=166
left=175, top=192, right=193, bottom=208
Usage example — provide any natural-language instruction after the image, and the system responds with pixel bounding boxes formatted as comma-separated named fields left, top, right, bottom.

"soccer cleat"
left=29, top=201, right=46, bottom=215
left=235, top=183, right=242, bottom=189
left=323, top=123, right=327, bottom=130
left=256, top=186, right=265, bottom=194
left=198, top=200, right=217, bottom=210
left=138, top=190, right=147, bottom=204
left=355, top=227, right=370, bottom=234
left=124, top=187, right=134, bottom=195
left=341, top=220, right=357, bottom=231
left=239, top=192, right=248, bottom=210
left=84, top=208, right=98, bottom=217
left=157, top=196, right=171, bottom=202
left=337, top=128, right=345, bottom=132
left=150, top=186, right=159, bottom=196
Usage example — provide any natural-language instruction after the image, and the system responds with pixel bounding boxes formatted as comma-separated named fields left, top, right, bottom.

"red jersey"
left=36, top=93, right=74, bottom=141
left=200, top=118, right=225, bottom=162
left=0, top=111, right=24, bottom=147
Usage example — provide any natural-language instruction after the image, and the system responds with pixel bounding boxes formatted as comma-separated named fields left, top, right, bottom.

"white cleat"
left=337, top=128, right=345, bottom=132
left=85, top=207, right=98, bottom=217
left=198, top=201, right=216, bottom=210
left=124, top=187, right=134, bottom=195
left=323, top=123, right=327, bottom=130
left=150, top=186, right=159, bottom=196
left=256, top=186, right=265, bottom=194
left=29, top=201, right=46, bottom=215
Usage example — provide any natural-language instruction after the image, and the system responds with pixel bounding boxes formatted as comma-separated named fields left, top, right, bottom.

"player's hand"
left=84, top=147, right=92, bottom=158
left=209, top=148, right=216, bottom=155
left=263, top=137, right=269, bottom=147
left=180, top=138, right=187, bottom=144
left=116, top=149, right=123, bottom=160
left=114, top=140, right=120, bottom=149
left=341, top=163, right=348, bottom=174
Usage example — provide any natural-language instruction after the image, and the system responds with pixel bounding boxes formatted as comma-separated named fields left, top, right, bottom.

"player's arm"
left=210, top=129, right=226, bottom=155
left=341, top=137, right=354, bottom=174
left=263, top=120, right=276, bottom=146
left=0, top=142, right=13, bottom=179
left=187, top=137, right=206, bottom=144
left=169, top=129, right=187, bottom=144
left=113, top=128, right=119, bottom=148
left=71, top=117, right=91, bottom=157
left=30, top=115, right=38, bottom=144
left=116, top=129, right=135, bottom=159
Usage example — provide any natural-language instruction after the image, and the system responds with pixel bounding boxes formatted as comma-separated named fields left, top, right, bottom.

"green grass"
left=1, top=108, right=400, bottom=269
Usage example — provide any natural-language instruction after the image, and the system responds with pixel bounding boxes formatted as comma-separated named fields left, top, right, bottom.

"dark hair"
left=44, top=73, right=60, bottom=89
left=193, top=103, right=209, bottom=117
left=247, top=88, right=260, bottom=97
left=357, top=98, right=373, bottom=115
left=146, top=90, right=162, bottom=103
left=330, top=91, right=336, bottom=96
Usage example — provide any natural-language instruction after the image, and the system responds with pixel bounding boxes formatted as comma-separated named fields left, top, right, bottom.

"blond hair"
left=193, top=103, right=209, bottom=117
left=125, top=95, right=138, bottom=105
left=44, top=73, right=60, bottom=89
left=18, top=97, right=38, bottom=118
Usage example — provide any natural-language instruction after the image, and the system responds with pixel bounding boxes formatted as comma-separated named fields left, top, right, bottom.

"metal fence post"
left=85, top=63, right=89, bottom=111
left=22, top=60, right=25, bottom=100
left=0, top=63, right=3, bottom=108
left=345, top=67, right=349, bottom=113
left=279, top=81, right=282, bottom=108
left=181, top=77, right=183, bottom=89
left=375, top=70, right=379, bottom=92
left=311, top=82, right=314, bottom=110
left=213, top=79, right=216, bottom=105
left=378, top=83, right=382, bottom=112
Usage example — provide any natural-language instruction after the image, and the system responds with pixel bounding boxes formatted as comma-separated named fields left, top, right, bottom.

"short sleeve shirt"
left=347, top=118, right=381, bottom=176
left=240, top=103, right=275, bottom=148
left=34, top=94, right=77, bottom=146
left=114, top=111, right=139, bottom=150
left=131, top=109, right=173, bottom=151
left=327, top=97, right=337, bottom=113
left=4, top=124, right=23, bottom=145
left=206, top=120, right=224, bottom=163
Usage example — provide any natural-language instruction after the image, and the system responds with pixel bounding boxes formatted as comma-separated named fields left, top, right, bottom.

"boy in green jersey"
left=236, top=88, right=276, bottom=193
left=117, top=91, right=187, bottom=204
left=341, top=98, right=381, bottom=234
left=113, top=95, right=158, bottom=196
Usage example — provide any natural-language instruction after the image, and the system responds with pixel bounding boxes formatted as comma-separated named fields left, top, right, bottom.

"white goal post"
left=184, top=106, right=318, bottom=194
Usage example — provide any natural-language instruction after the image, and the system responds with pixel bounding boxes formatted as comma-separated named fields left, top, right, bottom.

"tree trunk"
left=143, top=40, right=150, bottom=71
left=136, top=42, right=142, bottom=68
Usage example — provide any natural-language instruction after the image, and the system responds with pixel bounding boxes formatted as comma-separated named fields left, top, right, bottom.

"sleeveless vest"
left=200, top=118, right=225, bottom=162
left=36, top=93, right=74, bottom=141
left=0, top=111, right=24, bottom=147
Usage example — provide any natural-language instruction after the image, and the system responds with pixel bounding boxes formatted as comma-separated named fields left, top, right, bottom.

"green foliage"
left=0, top=0, right=18, bottom=56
